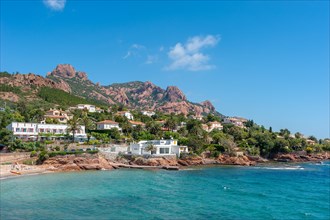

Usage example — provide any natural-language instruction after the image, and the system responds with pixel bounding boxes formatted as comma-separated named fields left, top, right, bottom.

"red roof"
left=129, top=120, right=145, bottom=126
left=96, top=120, right=118, bottom=124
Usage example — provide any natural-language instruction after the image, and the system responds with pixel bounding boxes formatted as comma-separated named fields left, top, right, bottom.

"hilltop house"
left=141, top=111, right=155, bottom=117
left=96, top=120, right=121, bottom=130
left=130, top=139, right=188, bottom=157
left=116, top=111, right=134, bottom=120
left=6, top=122, right=86, bottom=141
left=223, top=117, right=247, bottom=128
left=129, top=120, right=145, bottom=127
left=44, top=109, right=72, bottom=124
left=202, top=121, right=223, bottom=132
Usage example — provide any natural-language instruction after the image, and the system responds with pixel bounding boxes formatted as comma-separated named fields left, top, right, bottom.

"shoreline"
left=1, top=158, right=328, bottom=181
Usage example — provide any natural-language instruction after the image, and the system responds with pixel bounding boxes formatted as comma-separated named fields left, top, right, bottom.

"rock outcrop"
left=0, top=73, right=71, bottom=93
left=43, top=154, right=114, bottom=171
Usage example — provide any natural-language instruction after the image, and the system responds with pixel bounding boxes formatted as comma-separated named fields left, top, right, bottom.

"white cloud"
left=43, top=0, right=66, bottom=11
left=165, top=35, right=220, bottom=71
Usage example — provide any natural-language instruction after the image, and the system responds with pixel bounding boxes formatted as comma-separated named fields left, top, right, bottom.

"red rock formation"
left=43, top=154, right=114, bottom=171
left=164, top=86, right=186, bottom=102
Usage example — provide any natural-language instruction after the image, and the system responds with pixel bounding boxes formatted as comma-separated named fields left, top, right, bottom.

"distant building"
left=129, top=120, right=145, bottom=127
left=44, top=109, right=72, bottom=124
left=6, top=122, right=86, bottom=141
left=223, top=117, right=247, bottom=128
left=202, top=121, right=223, bottom=132
left=75, top=104, right=96, bottom=113
left=96, top=120, right=121, bottom=130
left=116, top=111, right=134, bottom=120
left=141, top=111, right=155, bottom=117
left=130, top=139, right=188, bottom=157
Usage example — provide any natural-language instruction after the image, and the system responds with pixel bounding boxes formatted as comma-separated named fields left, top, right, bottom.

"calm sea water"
left=1, top=162, right=329, bottom=220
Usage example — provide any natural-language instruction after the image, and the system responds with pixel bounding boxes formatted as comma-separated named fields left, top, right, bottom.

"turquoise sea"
left=1, top=162, right=329, bottom=220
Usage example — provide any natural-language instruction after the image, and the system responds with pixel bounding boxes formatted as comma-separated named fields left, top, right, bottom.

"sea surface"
left=1, top=162, right=329, bottom=220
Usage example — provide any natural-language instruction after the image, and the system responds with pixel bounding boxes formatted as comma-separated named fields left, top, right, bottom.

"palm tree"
left=81, top=112, right=95, bottom=141
left=67, top=116, right=81, bottom=142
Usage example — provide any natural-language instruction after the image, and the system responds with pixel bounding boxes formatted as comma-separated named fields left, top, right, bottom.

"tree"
left=164, top=117, right=177, bottom=131
left=146, top=121, right=161, bottom=137
left=145, top=144, right=156, bottom=154
left=67, top=116, right=81, bottom=142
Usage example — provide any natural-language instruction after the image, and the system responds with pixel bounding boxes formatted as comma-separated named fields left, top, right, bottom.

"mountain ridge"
left=0, top=64, right=219, bottom=116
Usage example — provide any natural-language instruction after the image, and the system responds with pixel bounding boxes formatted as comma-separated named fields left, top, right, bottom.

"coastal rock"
left=217, top=155, right=256, bottom=166
left=131, top=157, right=178, bottom=166
left=179, top=156, right=204, bottom=165
left=42, top=154, right=114, bottom=171
left=275, top=154, right=297, bottom=162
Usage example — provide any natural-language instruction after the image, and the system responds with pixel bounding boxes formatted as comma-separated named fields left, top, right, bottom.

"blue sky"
left=1, top=0, right=329, bottom=138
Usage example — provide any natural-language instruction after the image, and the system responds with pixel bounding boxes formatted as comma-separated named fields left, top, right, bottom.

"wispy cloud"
left=123, top=44, right=146, bottom=59
left=43, top=0, right=66, bottom=11
left=165, top=35, right=220, bottom=71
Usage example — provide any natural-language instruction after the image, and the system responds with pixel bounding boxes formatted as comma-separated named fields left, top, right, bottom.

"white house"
left=6, top=122, right=86, bottom=141
left=141, top=111, right=155, bottom=117
left=75, top=104, right=96, bottom=113
left=208, top=121, right=223, bottom=131
left=130, top=139, right=188, bottom=157
left=223, top=117, right=247, bottom=128
left=96, top=120, right=121, bottom=130
left=116, top=111, right=134, bottom=120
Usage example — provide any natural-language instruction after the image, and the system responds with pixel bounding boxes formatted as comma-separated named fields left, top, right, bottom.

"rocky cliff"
left=0, top=64, right=219, bottom=116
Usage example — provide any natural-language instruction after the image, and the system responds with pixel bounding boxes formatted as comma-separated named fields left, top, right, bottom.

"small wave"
left=256, top=166, right=304, bottom=170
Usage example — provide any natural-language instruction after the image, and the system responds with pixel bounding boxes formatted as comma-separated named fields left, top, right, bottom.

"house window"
left=16, top=128, right=20, bottom=132
left=53, top=129, right=57, bottom=133
left=159, top=148, right=169, bottom=154
left=28, top=128, right=34, bottom=132
left=39, top=128, right=44, bottom=132
left=22, top=128, right=27, bottom=132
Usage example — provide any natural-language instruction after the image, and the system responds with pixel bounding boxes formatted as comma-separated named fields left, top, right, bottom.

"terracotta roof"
left=44, top=115, right=67, bottom=119
left=129, top=120, right=145, bottom=126
left=96, top=120, right=118, bottom=124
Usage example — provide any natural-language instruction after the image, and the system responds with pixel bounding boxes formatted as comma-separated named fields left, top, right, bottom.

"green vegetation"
left=0, top=85, right=22, bottom=94
left=37, top=87, right=103, bottom=108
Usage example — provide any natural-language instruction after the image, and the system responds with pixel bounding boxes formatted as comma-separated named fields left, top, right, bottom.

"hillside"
left=0, top=64, right=219, bottom=116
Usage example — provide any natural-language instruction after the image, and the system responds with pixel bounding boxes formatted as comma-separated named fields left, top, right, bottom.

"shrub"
left=23, top=159, right=35, bottom=165
left=30, top=150, right=37, bottom=157
left=305, top=146, right=314, bottom=154
left=37, top=151, right=49, bottom=164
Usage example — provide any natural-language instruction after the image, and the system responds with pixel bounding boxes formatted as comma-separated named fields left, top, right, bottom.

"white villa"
left=116, top=111, right=134, bottom=120
left=6, top=122, right=86, bottom=141
left=202, top=121, right=223, bottom=132
left=96, top=120, right=121, bottom=130
left=130, top=139, right=188, bottom=157
left=141, top=111, right=155, bottom=117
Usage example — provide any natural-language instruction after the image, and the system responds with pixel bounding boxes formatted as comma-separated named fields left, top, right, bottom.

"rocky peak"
left=48, top=64, right=88, bottom=81
left=164, top=86, right=186, bottom=102
left=76, top=71, right=88, bottom=80
left=201, top=100, right=215, bottom=111
left=50, top=64, right=76, bottom=78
